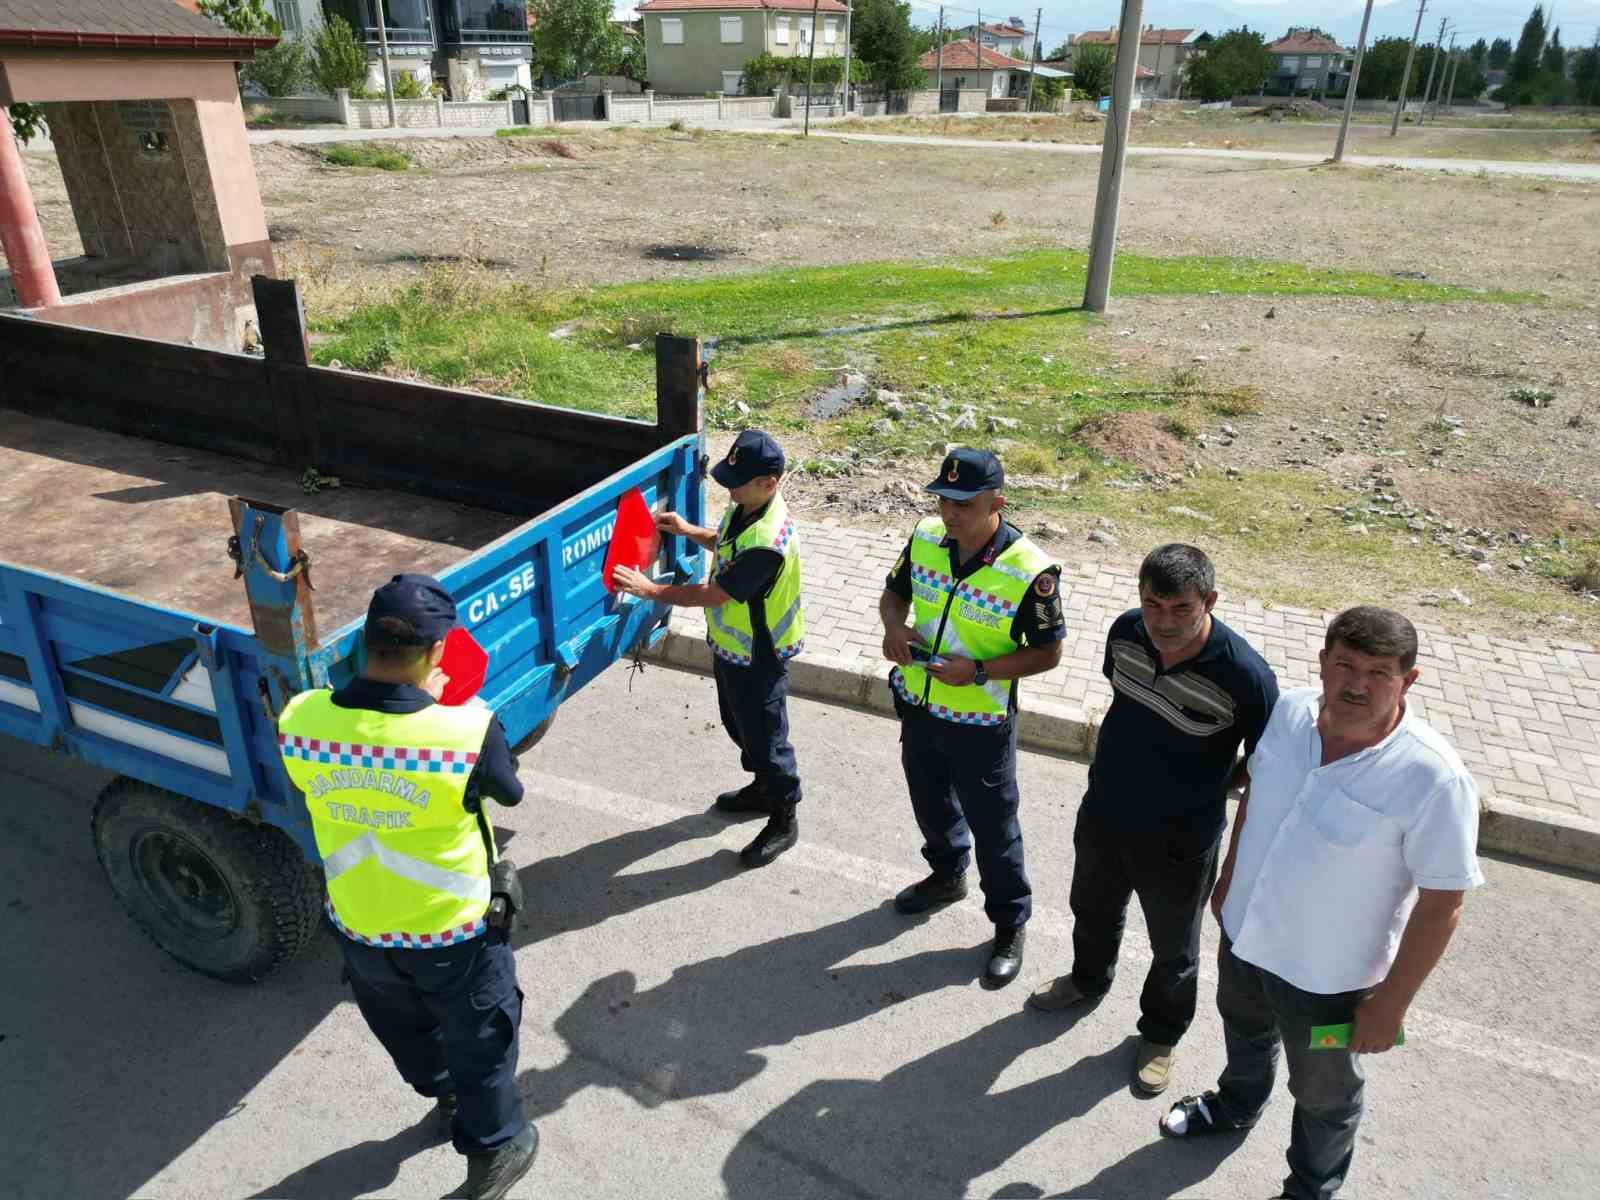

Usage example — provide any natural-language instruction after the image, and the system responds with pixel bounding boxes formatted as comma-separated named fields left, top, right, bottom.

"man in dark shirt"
left=879, top=449, right=1066, bottom=986
left=614, top=429, right=806, bottom=869
left=1027, top=544, right=1278, bottom=1097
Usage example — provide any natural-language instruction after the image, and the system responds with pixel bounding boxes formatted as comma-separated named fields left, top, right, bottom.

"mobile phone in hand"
left=909, top=643, right=944, bottom=666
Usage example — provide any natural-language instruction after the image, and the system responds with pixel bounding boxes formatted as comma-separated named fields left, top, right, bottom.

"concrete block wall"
left=653, top=98, right=721, bottom=122
left=609, top=96, right=651, bottom=123
left=441, top=100, right=514, bottom=128
left=723, top=96, right=777, bottom=120
left=244, top=96, right=341, bottom=122
left=346, top=98, right=441, bottom=129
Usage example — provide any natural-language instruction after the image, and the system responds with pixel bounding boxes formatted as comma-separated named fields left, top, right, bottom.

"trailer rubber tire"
left=92, top=778, right=322, bottom=984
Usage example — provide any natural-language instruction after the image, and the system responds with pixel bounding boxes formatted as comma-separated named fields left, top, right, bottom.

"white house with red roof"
left=1266, top=29, right=1353, bottom=97
left=918, top=39, right=1053, bottom=100
left=638, top=0, right=847, bottom=96
left=958, top=17, right=1036, bottom=61
left=1068, top=26, right=1208, bottom=99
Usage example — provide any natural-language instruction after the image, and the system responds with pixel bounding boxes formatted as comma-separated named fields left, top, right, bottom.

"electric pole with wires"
left=1334, top=0, right=1376, bottom=162
left=936, top=6, right=946, bottom=98
left=1390, top=0, right=1428, bottom=137
left=1025, top=8, right=1041, bottom=112
left=803, top=0, right=821, bottom=135
left=1416, top=16, right=1448, bottom=126
left=1083, top=0, right=1145, bottom=312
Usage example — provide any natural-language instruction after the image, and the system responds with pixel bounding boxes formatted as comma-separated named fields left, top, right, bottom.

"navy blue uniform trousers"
left=714, top=653, right=802, bottom=808
left=895, top=694, right=1031, bottom=929
left=339, top=930, right=525, bottom=1156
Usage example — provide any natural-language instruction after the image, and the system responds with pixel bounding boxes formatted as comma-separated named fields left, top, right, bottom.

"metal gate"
left=887, top=92, right=909, bottom=115
left=554, top=93, right=604, bottom=121
left=510, top=96, right=530, bottom=124
left=939, top=88, right=959, bottom=113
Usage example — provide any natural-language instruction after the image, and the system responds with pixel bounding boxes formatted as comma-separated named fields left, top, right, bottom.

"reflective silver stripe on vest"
left=707, top=606, right=754, bottom=650
left=917, top=617, right=1012, bottom=711
left=770, top=594, right=804, bottom=645
left=913, top=526, right=944, bottom=545
left=321, top=833, right=491, bottom=903
left=988, top=559, right=1039, bottom=585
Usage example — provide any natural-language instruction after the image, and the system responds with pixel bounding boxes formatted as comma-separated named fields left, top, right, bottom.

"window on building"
left=721, top=16, right=742, bottom=44
left=824, top=18, right=838, bottom=45
left=661, top=17, right=683, bottom=45
left=723, top=70, right=745, bottom=94
left=1305, top=56, right=1323, bottom=68
left=775, top=16, right=789, bottom=45
left=1280, top=56, right=1300, bottom=72
left=798, top=19, right=810, bottom=44
left=273, top=1, right=301, bottom=36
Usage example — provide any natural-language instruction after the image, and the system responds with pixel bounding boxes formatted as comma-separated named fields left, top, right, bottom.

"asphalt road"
left=3, top=665, right=1596, bottom=1199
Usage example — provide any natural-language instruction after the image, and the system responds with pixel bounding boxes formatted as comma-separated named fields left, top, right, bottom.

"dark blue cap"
left=365, top=573, right=456, bottom=646
left=924, top=447, right=1005, bottom=500
left=711, top=429, right=786, bottom=488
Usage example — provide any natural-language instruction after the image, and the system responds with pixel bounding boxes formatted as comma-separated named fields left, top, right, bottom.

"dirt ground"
left=15, top=128, right=1600, bottom=636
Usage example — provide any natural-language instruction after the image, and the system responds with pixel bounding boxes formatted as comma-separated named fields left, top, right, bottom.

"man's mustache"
left=1338, top=692, right=1369, bottom=706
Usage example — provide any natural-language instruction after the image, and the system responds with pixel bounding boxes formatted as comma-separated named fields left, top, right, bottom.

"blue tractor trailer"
left=0, top=278, right=706, bottom=982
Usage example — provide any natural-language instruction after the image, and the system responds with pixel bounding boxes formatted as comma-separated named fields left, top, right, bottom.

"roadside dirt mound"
left=264, top=135, right=602, bottom=173
left=1074, top=411, right=1189, bottom=476
left=1391, top=468, right=1600, bottom=535
left=1253, top=99, right=1336, bottom=119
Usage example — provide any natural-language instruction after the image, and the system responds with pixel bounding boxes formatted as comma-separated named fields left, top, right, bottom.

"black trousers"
left=714, top=653, right=802, bottom=808
left=1067, top=804, right=1220, bottom=1046
left=340, top=931, right=526, bottom=1156
left=897, top=697, right=1030, bottom=929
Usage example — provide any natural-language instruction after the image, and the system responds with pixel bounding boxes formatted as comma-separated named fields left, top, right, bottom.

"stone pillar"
left=603, top=89, right=613, bottom=123
left=0, top=110, right=61, bottom=308
left=547, top=91, right=559, bottom=124
left=335, top=87, right=353, bottom=127
left=717, top=90, right=726, bottom=120
left=434, top=94, right=445, bottom=126
left=645, top=89, right=655, bottom=121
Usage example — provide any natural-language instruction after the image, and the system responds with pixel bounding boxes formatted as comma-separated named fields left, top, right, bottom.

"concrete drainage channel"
left=645, top=628, right=1600, bottom=878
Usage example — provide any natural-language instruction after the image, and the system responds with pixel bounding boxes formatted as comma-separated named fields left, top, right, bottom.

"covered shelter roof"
left=0, top=0, right=276, bottom=55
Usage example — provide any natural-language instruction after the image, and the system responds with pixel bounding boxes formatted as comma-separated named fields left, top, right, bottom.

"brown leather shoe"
left=1026, top=975, right=1098, bottom=1013
left=1135, top=1039, right=1176, bottom=1096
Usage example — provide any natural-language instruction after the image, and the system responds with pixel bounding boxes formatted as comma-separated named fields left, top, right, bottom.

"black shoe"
left=893, top=871, right=969, bottom=914
left=465, top=1121, right=538, bottom=1200
left=740, top=812, right=797, bottom=868
left=714, top=780, right=770, bottom=816
left=434, top=1091, right=458, bottom=1143
left=985, top=926, right=1026, bottom=986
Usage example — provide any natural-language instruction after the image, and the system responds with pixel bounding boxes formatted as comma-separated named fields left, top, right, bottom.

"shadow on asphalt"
left=247, top=1108, right=441, bottom=1199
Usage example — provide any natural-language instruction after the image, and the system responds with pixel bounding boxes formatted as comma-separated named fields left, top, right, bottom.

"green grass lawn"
left=310, top=249, right=1594, bottom=630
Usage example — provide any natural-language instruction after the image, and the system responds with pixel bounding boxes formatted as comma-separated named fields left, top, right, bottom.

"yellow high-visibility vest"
left=706, top=493, right=806, bottom=666
left=278, top=690, right=494, bottom=947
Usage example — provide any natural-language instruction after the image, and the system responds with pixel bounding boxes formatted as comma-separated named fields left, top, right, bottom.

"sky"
left=904, top=1, right=1600, bottom=52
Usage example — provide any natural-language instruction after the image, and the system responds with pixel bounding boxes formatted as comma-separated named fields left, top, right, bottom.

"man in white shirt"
left=1159, top=607, right=1483, bottom=1200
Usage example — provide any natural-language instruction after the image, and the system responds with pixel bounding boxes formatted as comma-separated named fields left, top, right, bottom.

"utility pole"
left=803, top=0, right=821, bottom=135
left=375, top=0, right=396, bottom=130
left=936, top=6, right=945, bottom=97
left=1416, top=17, right=1448, bottom=126
left=1025, top=7, right=1041, bottom=112
left=841, top=2, right=853, bottom=115
left=1084, top=0, right=1145, bottom=313
left=1442, top=36, right=1460, bottom=115
left=1390, top=0, right=1427, bottom=137
left=1334, top=0, right=1376, bottom=162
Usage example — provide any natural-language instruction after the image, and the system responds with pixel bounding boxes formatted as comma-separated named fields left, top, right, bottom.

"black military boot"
left=893, top=871, right=969, bottom=914
left=433, top=1091, right=458, bottom=1143
left=740, top=807, right=797, bottom=868
left=715, top=778, right=770, bottom=816
left=465, top=1121, right=538, bottom=1200
left=985, top=925, right=1026, bottom=987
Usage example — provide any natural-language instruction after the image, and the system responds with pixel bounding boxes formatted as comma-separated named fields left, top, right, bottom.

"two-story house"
left=639, top=0, right=848, bottom=96
left=1068, top=26, right=1208, bottom=99
left=273, top=2, right=533, bottom=98
left=1266, top=29, right=1351, bottom=97
left=960, top=18, right=1034, bottom=61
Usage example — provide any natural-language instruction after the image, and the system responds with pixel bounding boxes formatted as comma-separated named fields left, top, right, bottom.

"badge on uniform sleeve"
left=1035, top=572, right=1057, bottom=597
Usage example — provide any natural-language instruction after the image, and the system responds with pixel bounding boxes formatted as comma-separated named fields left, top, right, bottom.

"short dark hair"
left=1138, top=544, right=1215, bottom=599
left=366, top=616, right=432, bottom=671
left=1324, top=606, right=1418, bottom=672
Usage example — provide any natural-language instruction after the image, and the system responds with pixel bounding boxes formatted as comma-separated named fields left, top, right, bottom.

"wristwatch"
left=973, top=660, right=989, bottom=686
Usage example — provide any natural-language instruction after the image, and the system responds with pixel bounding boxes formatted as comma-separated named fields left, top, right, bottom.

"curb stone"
left=645, top=628, right=1600, bottom=877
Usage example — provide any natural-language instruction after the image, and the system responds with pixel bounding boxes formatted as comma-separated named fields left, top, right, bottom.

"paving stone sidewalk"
left=651, top=517, right=1600, bottom=872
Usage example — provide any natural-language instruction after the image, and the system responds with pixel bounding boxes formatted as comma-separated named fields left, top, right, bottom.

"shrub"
left=244, top=36, right=310, bottom=97
left=390, top=71, right=424, bottom=100
left=310, top=16, right=369, bottom=96
left=323, top=143, right=411, bottom=171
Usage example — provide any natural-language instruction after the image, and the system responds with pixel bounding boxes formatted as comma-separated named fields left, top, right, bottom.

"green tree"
left=1488, top=37, right=1513, bottom=67
left=244, top=36, right=310, bottom=96
left=853, top=0, right=925, bottom=90
left=1541, top=26, right=1565, bottom=73
left=1182, top=27, right=1272, bottom=102
left=1070, top=43, right=1115, bottom=98
left=197, top=0, right=279, bottom=37
left=1575, top=44, right=1600, bottom=106
left=530, top=0, right=627, bottom=82
left=9, top=101, right=46, bottom=145
left=1510, top=5, right=1547, bottom=87
left=1468, top=37, right=1489, bottom=65
left=1044, top=40, right=1071, bottom=62
left=310, top=16, right=369, bottom=95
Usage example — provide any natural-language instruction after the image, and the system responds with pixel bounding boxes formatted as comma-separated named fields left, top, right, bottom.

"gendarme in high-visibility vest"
left=278, top=690, right=495, bottom=948
left=892, top=517, right=1055, bottom=726
left=705, top=493, right=805, bottom=667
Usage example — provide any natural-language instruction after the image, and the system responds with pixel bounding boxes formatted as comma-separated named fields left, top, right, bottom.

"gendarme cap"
left=710, top=429, right=786, bottom=488
left=364, top=574, right=456, bottom=646
left=924, top=447, right=1005, bottom=501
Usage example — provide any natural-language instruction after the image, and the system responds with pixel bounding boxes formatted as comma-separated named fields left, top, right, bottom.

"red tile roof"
left=977, top=21, right=1029, bottom=37
left=918, top=38, right=1030, bottom=72
left=1269, top=33, right=1346, bottom=55
left=639, top=0, right=847, bottom=11
left=0, top=0, right=276, bottom=50
left=1075, top=27, right=1197, bottom=46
